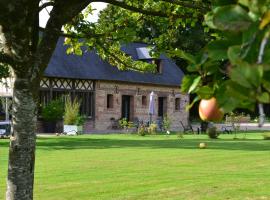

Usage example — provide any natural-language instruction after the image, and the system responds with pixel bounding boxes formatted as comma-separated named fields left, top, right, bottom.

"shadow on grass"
left=35, top=136, right=270, bottom=151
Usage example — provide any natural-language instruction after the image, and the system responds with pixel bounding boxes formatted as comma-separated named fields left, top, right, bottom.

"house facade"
left=0, top=38, right=189, bottom=132
left=94, top=80, right=188, bottom=131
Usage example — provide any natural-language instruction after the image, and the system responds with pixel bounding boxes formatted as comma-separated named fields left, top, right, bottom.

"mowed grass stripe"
left=0, top=133, right=270, bottom=200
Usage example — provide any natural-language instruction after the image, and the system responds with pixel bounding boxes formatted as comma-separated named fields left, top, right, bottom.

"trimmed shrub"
left=41, top=99, right=64, bottom=122
left=207, top=126, right=219, bottom=139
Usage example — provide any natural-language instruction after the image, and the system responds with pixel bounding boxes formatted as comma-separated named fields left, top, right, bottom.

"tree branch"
left=97, top=42, right=132, bottom=69
left=38, top=27, right=104, bottom=39
left=256, top=31, right=270, bottom=127
left=99, top=0, right=193, bottom=18
left=159, top=0, right=208, bottom=12
left=39, top=2, right=55, bottom=12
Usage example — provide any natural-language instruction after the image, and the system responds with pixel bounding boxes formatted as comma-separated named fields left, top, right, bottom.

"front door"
left=122, top=95, right=131, bottom=120
left=158, top=97, right=167, bottom=118
left=158, top=97, right=164, bottom=117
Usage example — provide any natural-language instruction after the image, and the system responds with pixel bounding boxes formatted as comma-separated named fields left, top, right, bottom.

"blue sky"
left=39, top=2, right=108, bottom=27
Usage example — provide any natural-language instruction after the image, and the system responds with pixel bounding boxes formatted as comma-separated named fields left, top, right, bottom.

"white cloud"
left=39, top=2, right=108, bottom=28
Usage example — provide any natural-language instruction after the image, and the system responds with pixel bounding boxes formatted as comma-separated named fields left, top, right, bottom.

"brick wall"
left=93, top=80, right=189, bottom=131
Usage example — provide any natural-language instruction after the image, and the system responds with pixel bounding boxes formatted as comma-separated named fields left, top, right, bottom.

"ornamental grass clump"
left=64, top=97, right=80, bottom=125
left=163, top=116, right=171, bottom=132
left=137, top=124, right=147, bottom=136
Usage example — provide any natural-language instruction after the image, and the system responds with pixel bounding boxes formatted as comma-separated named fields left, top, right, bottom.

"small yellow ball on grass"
left=199, top=142, right=207, bottom=149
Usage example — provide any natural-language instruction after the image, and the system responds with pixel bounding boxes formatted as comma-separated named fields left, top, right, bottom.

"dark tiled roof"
left=44, top=38, right=184, bottom=86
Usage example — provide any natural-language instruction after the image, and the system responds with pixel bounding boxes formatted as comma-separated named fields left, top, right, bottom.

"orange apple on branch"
left=199, top=97, right=224, bottom=122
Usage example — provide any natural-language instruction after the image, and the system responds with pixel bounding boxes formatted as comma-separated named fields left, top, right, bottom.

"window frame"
left=39, top=78, right=95, bottom=118
left=107, top=94, right=114, bottom=109
left=175, top=98, right=180, bottom=111
left=142, top=95, right=147, bottom=107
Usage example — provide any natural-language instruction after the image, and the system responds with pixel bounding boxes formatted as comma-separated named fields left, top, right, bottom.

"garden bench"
left=221, top=124, right=234, bottom=134
left=180, top=121, right=194, bottom=134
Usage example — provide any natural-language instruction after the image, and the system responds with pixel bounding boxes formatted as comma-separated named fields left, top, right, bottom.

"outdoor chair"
left=133, top=117, right=140, bottom=131
left=110, top=118, right=120, bottom=129
left=180, top=121, right=194, bottom=134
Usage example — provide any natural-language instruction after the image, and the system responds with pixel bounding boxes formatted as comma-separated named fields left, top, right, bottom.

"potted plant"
left=41, top=99, right=64, bottom=133
left=63, top=97, right=85, bottom=135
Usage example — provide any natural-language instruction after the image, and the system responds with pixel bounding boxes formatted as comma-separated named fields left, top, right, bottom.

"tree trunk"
left=6, top=77, right=37, bottom=200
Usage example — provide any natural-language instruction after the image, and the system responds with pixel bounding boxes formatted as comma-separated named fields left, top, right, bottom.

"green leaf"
left=195, top=52, right=208, bottom=66
left=181, top=75, right=197, bottom=93
left=238, top=0, right=270, bottom=16
left=230, top=64, right=253, bottom=88
left=188, top=76, right=201, bottom=94
left=204, top=11, right=217, bottom=29
left=66, top=47, right=74, bottom=55
left=262, top=48, right=270, bottom=64
left=219, top=96, right=239, bottom=113
left=196, top=86, right=214, bottom=99
left=216, top=80, right=255, bottom=112
left=242, top=21, right=259, bottom=44
left=247, top=64, right=263, bottom=87
left=216, top=82, right=239, bottom=112
left=257, top=92, right=270, bottom=103
left=212, top=0, right=236, bottom=7
left=203, top=61, right=219, bottom=75
left=207, top=40, right=232, bottom=60
left=227, top=45, right=241, bottom=64
left=187, top=64, right=199, bottom=72
left=213, top=5, right=252, bottom=32
left=174, top=49, right=196, bottom=64
left=262, top=80, right=270, bottom=93
left=238, top=0, right=249, bottom=7
left=185, top=96, right=200, bottom=111
left=74, top=48, right=83, bottom=56
left=226, top=81, right=254, bottom=101
left=230, top=61, right=263, bottom=88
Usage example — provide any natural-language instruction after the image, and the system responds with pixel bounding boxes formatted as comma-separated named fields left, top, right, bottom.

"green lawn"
left=1, top=133, right=270, bottom=200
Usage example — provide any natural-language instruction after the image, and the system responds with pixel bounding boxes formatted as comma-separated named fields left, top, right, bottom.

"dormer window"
left=153, top=59, right=162, bottom=74
left=136, top=47, right=162, bottom=74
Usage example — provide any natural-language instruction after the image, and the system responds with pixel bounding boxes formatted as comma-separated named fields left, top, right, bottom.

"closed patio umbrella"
left=149, top=91, right=155, bottom=124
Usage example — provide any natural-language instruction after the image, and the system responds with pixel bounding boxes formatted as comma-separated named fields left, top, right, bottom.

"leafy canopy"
left=63, top=0, right=209, bottom=73
left=180, top=0, right=270, bottom=114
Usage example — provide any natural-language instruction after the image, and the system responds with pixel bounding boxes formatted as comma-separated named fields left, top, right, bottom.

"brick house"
left=0, top=38, right=189, bottom=132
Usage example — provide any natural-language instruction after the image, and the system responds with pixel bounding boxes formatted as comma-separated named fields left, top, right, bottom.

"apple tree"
left=180, top=0, right=270, bottom=125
